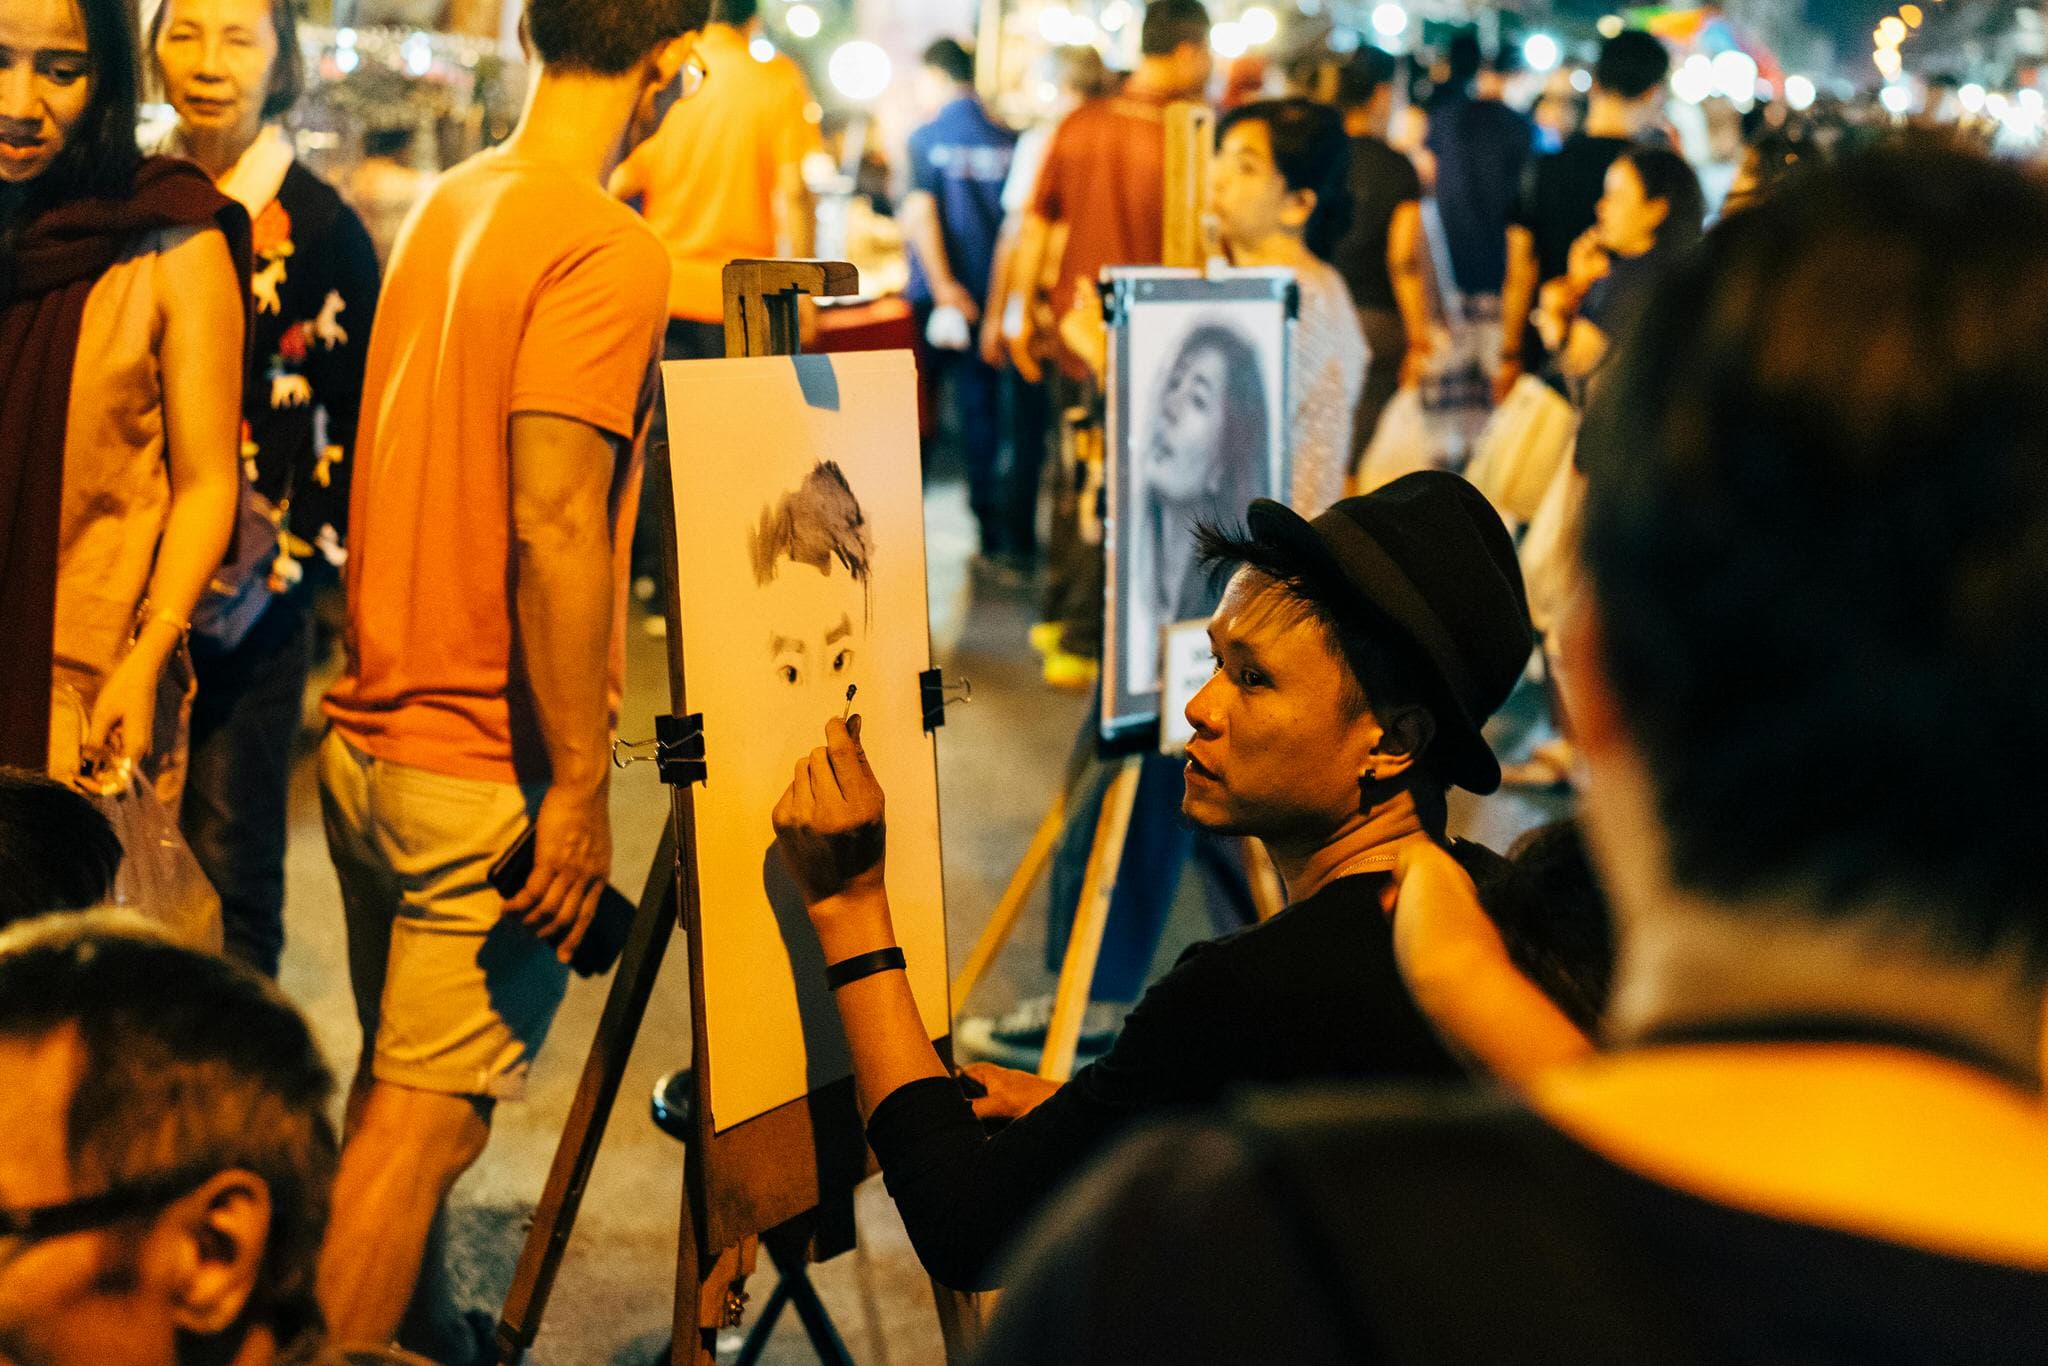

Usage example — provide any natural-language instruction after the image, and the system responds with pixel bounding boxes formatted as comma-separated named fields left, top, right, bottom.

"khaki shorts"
left=318, top=730, right=567, bottom=1100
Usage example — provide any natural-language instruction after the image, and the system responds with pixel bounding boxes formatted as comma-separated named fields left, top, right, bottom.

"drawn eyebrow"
left=824, top=615, right=853, bottom=647
left=769, top=634, right=806, bottom=657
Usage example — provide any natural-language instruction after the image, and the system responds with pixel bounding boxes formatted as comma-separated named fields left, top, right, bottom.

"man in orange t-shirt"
left=315, top=0, right=705, bottom=1349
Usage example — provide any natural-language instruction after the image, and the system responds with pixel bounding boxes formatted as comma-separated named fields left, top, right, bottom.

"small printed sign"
left=1157, top=618, right=1214, bottom=756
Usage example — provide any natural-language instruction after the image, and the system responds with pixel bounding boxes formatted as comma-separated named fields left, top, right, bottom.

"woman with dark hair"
left=153, top=0, right=380, bottom=977
left=0, top=0, right=245, bottom=806
left=1213, top=97, right=1368, bottom=515
left=1541, top=144, right=1704, bottom=386
left=1133, top=320, right=1270, bottom=687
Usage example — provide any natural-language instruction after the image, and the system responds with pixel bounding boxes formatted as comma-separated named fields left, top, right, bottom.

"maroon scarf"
left=0, top=156, right=249, bottom=771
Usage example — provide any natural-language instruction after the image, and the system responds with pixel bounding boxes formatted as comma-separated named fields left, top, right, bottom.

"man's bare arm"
left=504, top=412, right=619, bottom=960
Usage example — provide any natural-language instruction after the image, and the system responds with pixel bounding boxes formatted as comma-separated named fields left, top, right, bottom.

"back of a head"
left=1140, top=0, right=1211, bottom=59
left=1579, top=143, right=2048, bottom=968
left=527, top=0, right=711, bottom=73
left=710, top=0, right=755, bottom=26
left=923, top=37, right=974, bottom=86
left=1335, top=44, right=1397, bottom=112
left=1593, top=29, right=1670, bottom=101
left=0, top=916, right=338, bottom=1346
left=1217, top=98, right=1354, bottom=260
left=1444, top=29, right=1482, bottom=86
left=1054, top=43, right=1114, bottom=100
left=0, top=769, right=122, bottom=932
left=1503, top=820, right=1613, bottom=1031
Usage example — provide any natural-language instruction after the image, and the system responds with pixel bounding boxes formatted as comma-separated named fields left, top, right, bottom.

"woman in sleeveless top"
left=0, top=0, right=246, bottom=807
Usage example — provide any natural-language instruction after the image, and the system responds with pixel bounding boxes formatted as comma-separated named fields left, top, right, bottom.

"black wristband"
left=825, top=946, right=906, bottom=990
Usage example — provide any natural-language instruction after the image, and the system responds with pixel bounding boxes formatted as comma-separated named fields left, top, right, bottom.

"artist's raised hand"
left=773, top=716, right=891, bottom=957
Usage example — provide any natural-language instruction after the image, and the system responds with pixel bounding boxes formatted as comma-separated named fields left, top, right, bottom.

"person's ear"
left=161, top=1170, right=272, bottom=1337
left=1280, top=186, right=1317, bottom=234
left=1361, top=704, right=1433, bottom=784
left=649, top=34, right=694, bottom=92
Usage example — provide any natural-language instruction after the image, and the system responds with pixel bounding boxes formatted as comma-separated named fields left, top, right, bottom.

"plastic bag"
left=1467, top=374, right=1579, bottom=524
left=1519, top=447, right=1586, bottom=646
left=92, top=770, right=223, bottom=953
left=1353, top=386, right=1449, bottom=494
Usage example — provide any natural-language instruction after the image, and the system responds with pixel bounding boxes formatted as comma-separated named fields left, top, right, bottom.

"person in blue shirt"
left=902, top=39, right=1023, bottom=568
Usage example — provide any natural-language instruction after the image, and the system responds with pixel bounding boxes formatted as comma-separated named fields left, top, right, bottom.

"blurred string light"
left=1959, top=81, right=1987, bottom=113
left=1522, top=32, right=1560, bottom=73
left=1371, top=4, right=1407, bottom=39
left=1877, top=16, right=1907, bottom=46
left=1711, top=49, right=1757, bottom=102
left=828, top=40, right=891, bottom=101
left=1569, top=67, right=1592, bottom=92
left=400, top=30, right=432, bottom=76
left=1900, top=3, right=1923, bottom=27
left=1100, top=0, right=1132, bottom=31
left=1597, top=14, right=1624, bottom=39
left=1874, top=46, right=1902, bottom=79
left=1879, top=82, right=1912, bottom=114
left=785, top=3, right=820, bottom=37
left=751, top=36, right=776, bottom=61
left=1329, top=26, right=1361, bottom=53
left=1785, top=73, right=1816, bottom=110
left=1672, top=53, right=1714, bottom=103
left=1212, top=20, right=1248, bottom=56
left=1240, top=6, right=1278, bottom=46
left=334, top=25, right=359, bottom=73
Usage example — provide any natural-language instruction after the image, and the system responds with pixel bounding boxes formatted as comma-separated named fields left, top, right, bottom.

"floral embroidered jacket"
left=243, top=160, right=380, bottom=593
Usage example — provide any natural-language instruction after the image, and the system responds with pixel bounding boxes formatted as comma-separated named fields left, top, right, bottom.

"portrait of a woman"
left=1125, top=319, right=1272, bottom=694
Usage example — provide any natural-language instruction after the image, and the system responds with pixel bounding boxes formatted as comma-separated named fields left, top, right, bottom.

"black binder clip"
left=921, top=670, right=973, bottom=732
left=613, top=714, right=706, bottom=787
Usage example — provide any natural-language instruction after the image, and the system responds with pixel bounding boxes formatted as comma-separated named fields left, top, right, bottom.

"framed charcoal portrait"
left=1101, top=268, right=1295, bottom=745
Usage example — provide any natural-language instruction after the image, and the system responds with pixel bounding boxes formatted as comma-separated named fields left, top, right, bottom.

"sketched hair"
left=751, top=461, right=874, bottom=609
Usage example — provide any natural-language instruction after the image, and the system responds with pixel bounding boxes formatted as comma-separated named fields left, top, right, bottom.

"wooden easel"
left=949, top=101, right=1284, bottom=1088
left=492, top=259, right=889, bottom=1366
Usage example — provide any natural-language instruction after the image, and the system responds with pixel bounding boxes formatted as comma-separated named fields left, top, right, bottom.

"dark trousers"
left=1038, top=371, right=1104, bottom=655
left=1045, top=748, right=1256, bottom=1003
left=1352, top=305, right=1408, bottom=468
left=1001, top=367, right=1048, bottom=561
left=181, top=596, right=314, bottom=978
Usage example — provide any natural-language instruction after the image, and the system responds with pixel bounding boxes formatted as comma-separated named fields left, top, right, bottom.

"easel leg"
left=495, top=822, right=684, bottom=1364
left=1039, top=754, right=1143, bottom=1082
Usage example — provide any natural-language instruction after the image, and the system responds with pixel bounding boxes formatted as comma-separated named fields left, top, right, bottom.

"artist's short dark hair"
left=1579, top=143, right=2048, bottom=968
left=1217, top=98, right=1354, bottom=262
left=527, top=0, right=709, bottom=75
left=711, top=0, right=756, bottom=26
left=1334, top=45, right=1397, bottom=111
left=0, top=918, right=337, bottom=1346
left=1140, top=0, right=1211, bottom=59
left=923, top=38, right=975, bottom=85
left=1593, top=29, right=1669, bottom=100
left=0, top=770, right=122, bottom=932
left=1194, top=523, right=1432, bottom=732
left=752, top=461, right=873, bottom=592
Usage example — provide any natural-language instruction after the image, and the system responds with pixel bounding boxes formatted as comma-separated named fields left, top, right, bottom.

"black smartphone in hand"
left=487, top=825, right=637, bottom=978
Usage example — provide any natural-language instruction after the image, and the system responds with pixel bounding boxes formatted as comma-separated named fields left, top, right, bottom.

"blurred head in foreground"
left=0, top=916, right=337, bottom=1366
left=1569, top=142, right=2048, bottom=1050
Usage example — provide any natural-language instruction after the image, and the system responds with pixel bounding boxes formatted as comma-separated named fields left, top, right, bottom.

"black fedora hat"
left=1245, top=472, right=1533, bottom=794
